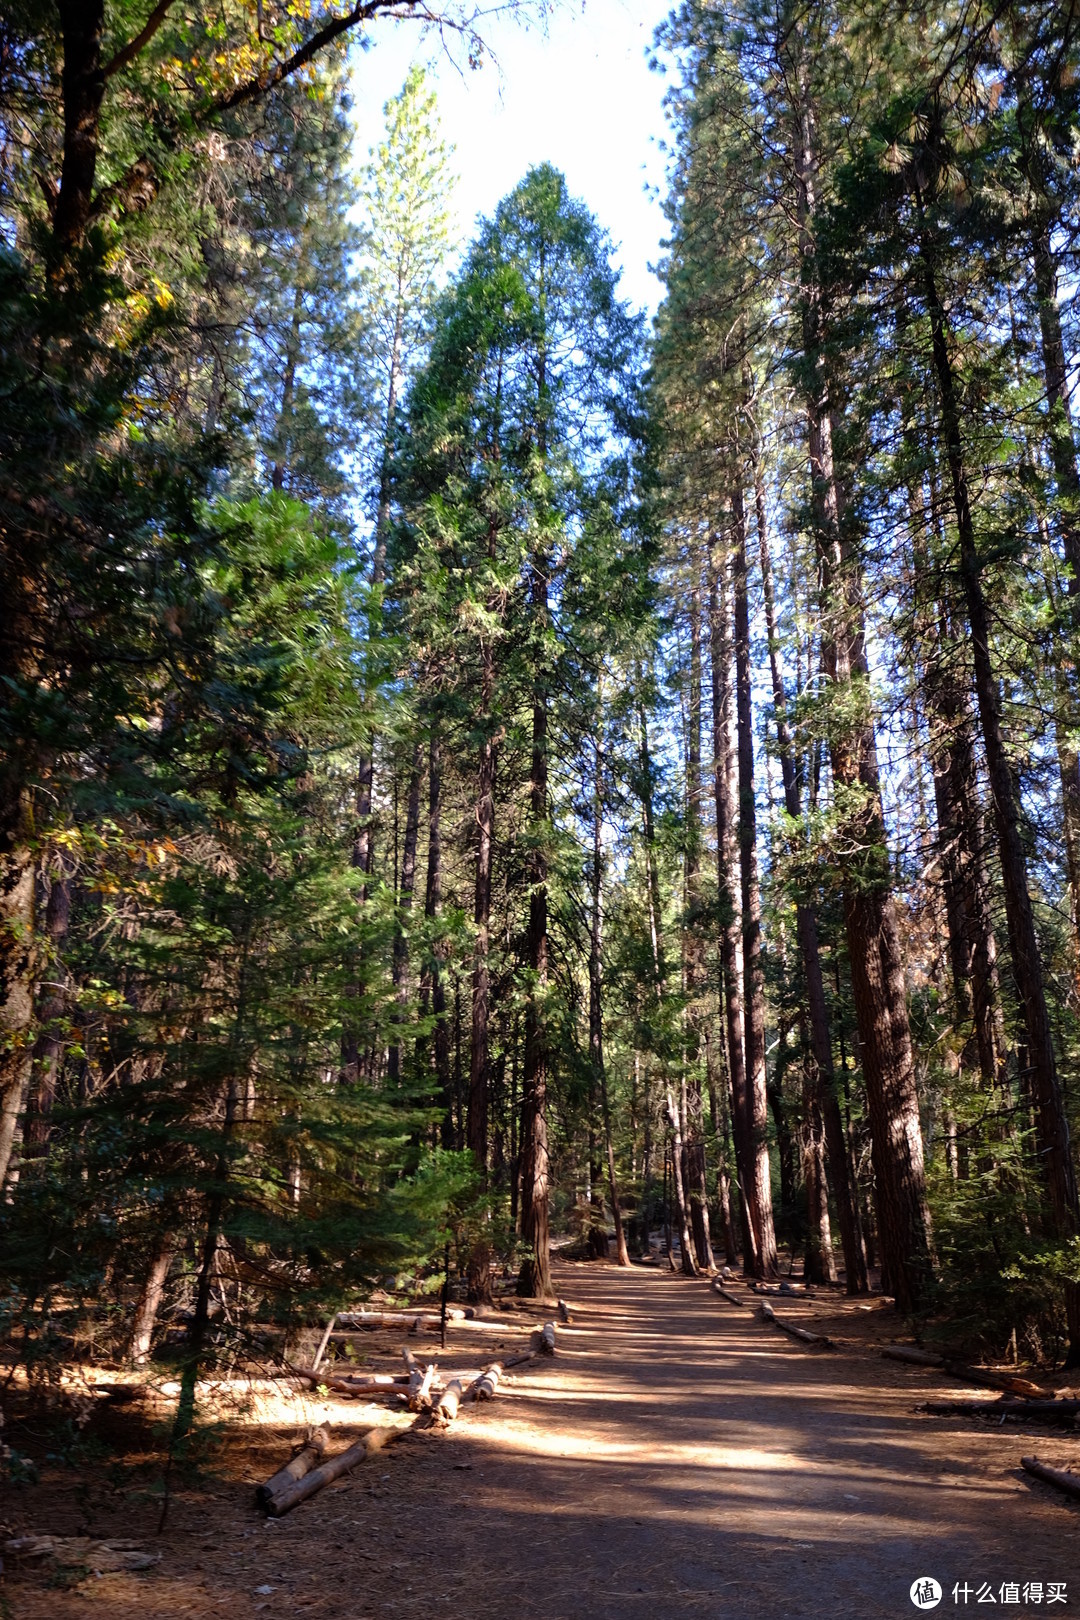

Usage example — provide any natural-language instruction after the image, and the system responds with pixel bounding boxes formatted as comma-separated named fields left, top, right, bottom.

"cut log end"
left=432, top=1378, right=463, bottom=1429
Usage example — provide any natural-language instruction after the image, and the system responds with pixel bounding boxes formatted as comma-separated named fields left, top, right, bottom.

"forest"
left=3, top=0, right=1080, bottom=1497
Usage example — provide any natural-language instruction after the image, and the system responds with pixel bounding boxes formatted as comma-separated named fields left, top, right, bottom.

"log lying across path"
left=263, top=1421, right=414, bottom=1516
left=922, top=1399, right=1080, bottom=1426
left=1021, top=1455, right=1080, bottom=1501
left=760, top=1301, right=833, bottom=1349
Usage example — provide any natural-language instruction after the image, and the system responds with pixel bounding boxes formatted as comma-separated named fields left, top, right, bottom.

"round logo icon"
left=910, top=1578, right=942, bottom=1610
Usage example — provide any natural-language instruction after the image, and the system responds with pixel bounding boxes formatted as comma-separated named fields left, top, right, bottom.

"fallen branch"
left=712, top=1278, right=748, bottom=1308
left=311, top=1315, right=337, bottom=1374
left=263, top=1421, right=413, bottom=1516
left=922, top=1399, right=1080, bottom=1425
left=1021, top=1455, right=1080, bottom=1501
left=255, top=1427, right=329, bottom=1507
left=760, top=1301, right=832, bottom=1348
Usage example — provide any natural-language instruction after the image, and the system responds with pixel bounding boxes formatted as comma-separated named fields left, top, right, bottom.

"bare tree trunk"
left=130, top=1232, right=174, bottom=1364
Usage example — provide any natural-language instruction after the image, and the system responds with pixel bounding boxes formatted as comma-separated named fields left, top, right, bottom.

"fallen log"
left=943, top=1362, right=1049, bottom=1400
left=760, top=1301, right=832, bottom=1348
left=538, top=1321, right=556, bottom=1355
left=264, top=1422, right=412, bottom=1516
left=1021, top=1455, right=1080, bottom=1501
left=502, top=1347, right=540, bottom=1370
left=882, top=1346, right=944, bottom=1368
left=712, top=1278, right=748, bottom=1308
left=432, top=1379, right=463, bottom=1428
left=922, top=1399, right=1080, bottom=1424
left=465, top=1364, right=502, bottom=1403
left=292, top=1367, right=410, bottom=1392
left=255, top=1427, right=329, bottom=1507
left=336, top=1308, right=464, bottom=1332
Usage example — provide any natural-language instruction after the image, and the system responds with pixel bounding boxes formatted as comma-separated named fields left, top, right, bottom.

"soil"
left=4, top=1262, right=1079, bottom=1619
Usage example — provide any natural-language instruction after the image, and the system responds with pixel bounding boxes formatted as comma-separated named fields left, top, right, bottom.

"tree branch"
left=102, top=0, right=179, bottom=81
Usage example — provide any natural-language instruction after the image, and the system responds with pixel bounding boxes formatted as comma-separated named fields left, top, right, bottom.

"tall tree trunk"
left=518, top=553, right=551, bottom=1300
left=921, top=219, right=1080, bottom=1360
left=590, top=707, right=630, bottom=1267
left=23, top=870, right=72, bottom=1159
left=638, top=702, right=666, bottom=988
left=270, top=280, right=303, bottom=491
left=732, top=484, right=778, bottom=1276
left=344, top=295, right=408, bottom=1079
left=468, top=671, right=496, bottom=1177
left=706, top=1028, right=740, bottom=1267
left=755, top=458, right=867, bottom=1291
left=419, top=728, right=452, bottom=1144
left=466, top=631, right=498, bottom=1301
left=52, top=0, right=107, bottom=260
left=1029, top=222, right=1080, bottom=958
left=388, top=742, right=422, bottom=1085
left=683, top=576, right=715, bottom=1272
left=666, top=1087, right=697, bottom=1274
left=0, top=792, right=35, bottom=1190
left=800, top=1016, right=836, bottom=1285
left=790, top=65, right=933, bottom=1310
left=707, top=545, right=758, bottom=1275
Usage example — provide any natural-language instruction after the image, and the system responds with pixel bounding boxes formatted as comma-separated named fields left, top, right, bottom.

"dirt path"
left=16, top=1262, right=1080, bottom=1619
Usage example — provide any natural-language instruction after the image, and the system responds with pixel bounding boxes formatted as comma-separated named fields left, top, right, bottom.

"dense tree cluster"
left=3, top=0, right=1080, bottom=1432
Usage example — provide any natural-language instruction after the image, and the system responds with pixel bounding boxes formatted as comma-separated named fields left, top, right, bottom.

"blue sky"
left=349, top=0, right=676, bottom=317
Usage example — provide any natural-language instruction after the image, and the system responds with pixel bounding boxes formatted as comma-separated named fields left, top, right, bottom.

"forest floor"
left=5, top=1261, right=1080, bottom=1619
